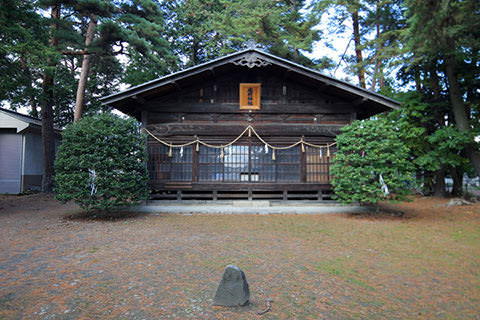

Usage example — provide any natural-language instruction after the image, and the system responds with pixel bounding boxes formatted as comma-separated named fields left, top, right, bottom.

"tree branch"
left=62, top=49, right=95, bottom=56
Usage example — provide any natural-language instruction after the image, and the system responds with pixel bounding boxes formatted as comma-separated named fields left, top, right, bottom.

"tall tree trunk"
left=192, top=37, right=200, bottom=66
left=423, top=171, right=434, bottom=195
left=352, top=10, right=365, bottom=88
left=74, top=14, right=97, bottom=122
left=433, top=167, right=446, bottom=197
left=444, top=52, right=480, bottom=177
left=40, top=4, right=61, bottom=193
left=429, top=64, right=448, bottom=197
left=370, top=8, right=382, bottom=91
left=379, top=70, right=385, bottom=89
left=451, top=167, right=463, bottom=197
left=29, top=96, right=38, bottom=118
left=370, top=55, right=379, bottom=91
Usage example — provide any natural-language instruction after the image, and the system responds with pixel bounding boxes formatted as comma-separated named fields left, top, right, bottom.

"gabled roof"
left=0, top=108, right=62, bottom=134
left=101, top=48, right=400, bottom=118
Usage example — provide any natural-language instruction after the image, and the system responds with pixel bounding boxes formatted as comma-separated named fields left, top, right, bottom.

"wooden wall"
left=142, top=67, right=353, bottom=198
left=145, top=68, right=355, bottom=136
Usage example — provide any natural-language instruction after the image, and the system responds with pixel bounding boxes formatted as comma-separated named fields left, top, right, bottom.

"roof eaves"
left=0, top=108, right=62, bottom=132
left=100, top=48, right=255, bottom=105
left=0, top=107, right=43, bottom=126
left=101, top=48, right=400, bottom=110
left=17, top=123, right=63, bottom=134
left=255, top=50, right=400, bottom=109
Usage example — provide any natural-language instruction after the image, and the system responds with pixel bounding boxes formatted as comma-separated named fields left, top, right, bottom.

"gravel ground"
left=0, top=194, right=479, bottom=319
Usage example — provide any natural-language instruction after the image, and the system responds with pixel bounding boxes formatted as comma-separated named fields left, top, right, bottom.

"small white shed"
left=0, top=108, right=61, bottom=194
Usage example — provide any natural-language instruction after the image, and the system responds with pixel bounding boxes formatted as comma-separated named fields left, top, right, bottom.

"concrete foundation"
left=129, top=200, right=370, bottom=215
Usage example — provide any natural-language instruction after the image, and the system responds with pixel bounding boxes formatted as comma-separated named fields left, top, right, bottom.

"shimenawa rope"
left=143, top=125, right=336, bottom=158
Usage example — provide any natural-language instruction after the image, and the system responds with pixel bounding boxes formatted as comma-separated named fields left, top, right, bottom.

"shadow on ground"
left=65, top=210, right=149, bottom=222
left=344, top=202, right=411, bottom=221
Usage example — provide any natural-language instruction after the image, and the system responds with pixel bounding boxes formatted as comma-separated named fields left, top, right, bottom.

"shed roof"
left=0, top=108, right=62, bottom=134
left=101, top=48, right=400, bottom=118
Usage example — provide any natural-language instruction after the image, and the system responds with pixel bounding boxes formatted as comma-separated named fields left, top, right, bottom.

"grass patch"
left=452, top=226, right=480, bottom=245
left=313, top=258, right=375, bottom=291
left=349, top=277, right=374, bottom=291
left=89, top=246, right=99, bottom=254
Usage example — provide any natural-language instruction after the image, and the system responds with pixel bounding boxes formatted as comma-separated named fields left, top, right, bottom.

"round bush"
left=55, top=113, right=149, bottom=212
left=331, top=118, right=415, bottom=210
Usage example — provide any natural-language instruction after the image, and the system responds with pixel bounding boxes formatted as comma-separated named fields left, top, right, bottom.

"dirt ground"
left=0, top=194, right=479, bottom=320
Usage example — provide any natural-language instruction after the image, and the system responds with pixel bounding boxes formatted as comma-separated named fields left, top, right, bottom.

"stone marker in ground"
left=213, top=265, right=250, bottom=306
left=446, top=198, right=472, bottom=206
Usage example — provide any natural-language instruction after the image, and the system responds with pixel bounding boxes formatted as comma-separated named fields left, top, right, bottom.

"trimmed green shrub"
left=331, top=118, right=415, bottom=211
left=55, top=113, right=149, bottom=212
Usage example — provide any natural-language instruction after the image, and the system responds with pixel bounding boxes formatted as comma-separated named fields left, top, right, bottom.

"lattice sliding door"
left=198, top=146, right=223, bottom=181
left=306, top=146, right=335, bottom=183
left=149, top=142, right=331, bottom=185
left=276, top=147, right=301, bottom=182
left=148, top=144, right=193, bottom=182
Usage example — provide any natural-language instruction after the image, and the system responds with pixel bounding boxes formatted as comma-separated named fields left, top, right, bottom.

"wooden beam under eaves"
left=132, top=95, right=146, bottom=104
left=170, top=81, right=181, bottom=91
left=352, top=97, right=368, bottom=106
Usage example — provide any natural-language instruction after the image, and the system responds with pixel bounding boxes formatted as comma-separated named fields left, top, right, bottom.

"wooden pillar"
left=141, top=110, right=148, bottom=128
left=275, top=150, right=278, bottom=182
left=212, top=83, right=217, bottom=104
left=141, top=110, right=150, bottom=189
left=327, top=155, right=330, bottom=184
left=248, top=137, right=252, bottom=182
left=281, top=85, right=287, bottom=104
left=301, top=148, right=307, bottom=182
left=192, top=144, right=199, bottom=182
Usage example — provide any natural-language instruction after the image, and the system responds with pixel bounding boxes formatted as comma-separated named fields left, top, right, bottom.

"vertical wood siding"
left=0, top=133, right=22, bottom=194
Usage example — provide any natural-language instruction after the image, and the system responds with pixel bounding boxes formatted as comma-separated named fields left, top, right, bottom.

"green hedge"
left=55, top=113, right=149, bottom=212
left=331, top=118, right=415, bottom=210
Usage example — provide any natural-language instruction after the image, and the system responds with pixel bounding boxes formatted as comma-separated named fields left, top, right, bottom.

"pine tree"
left=165, top=0, right=321, bottom=68
left=311, top=0, right=367, bottom=86
left=39, top=0, right=62, bottom=192
left=311, top=0, right=406, bottom=90
left=403, top=0, right=480, bottom=178
left=163, top=0, right=224, bottom=67
left=0, top=0, right=48, bottom=117
left=1, top=0, right=176, bottom=191
left=65, top=0, right=176, bottom=121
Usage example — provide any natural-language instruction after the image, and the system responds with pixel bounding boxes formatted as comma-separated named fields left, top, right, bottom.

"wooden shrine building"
left=102, top=48, right=399, bottom=201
